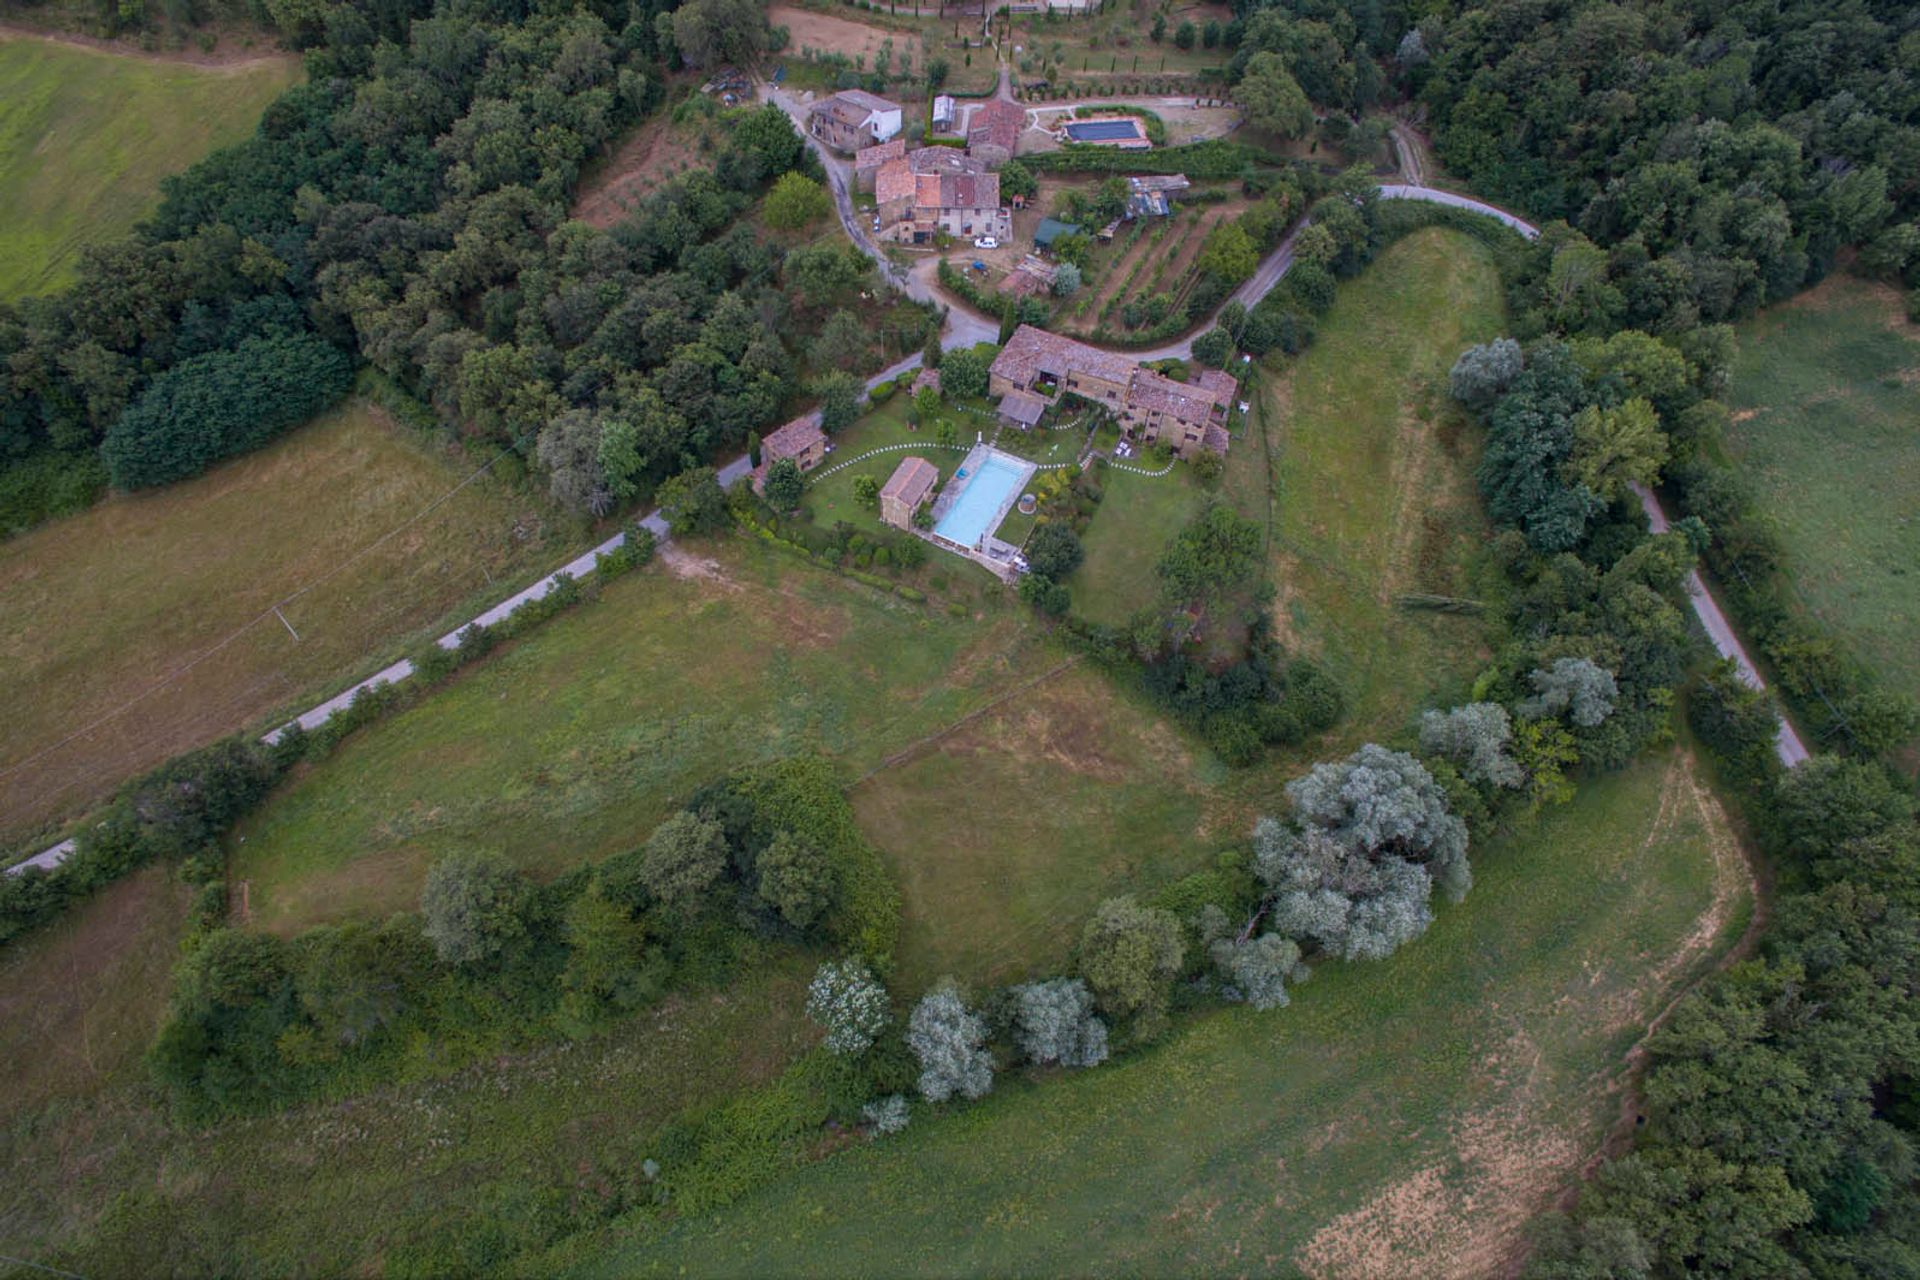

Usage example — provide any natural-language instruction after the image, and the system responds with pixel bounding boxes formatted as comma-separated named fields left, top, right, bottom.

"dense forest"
left=0, top=0, right=927, bottom=531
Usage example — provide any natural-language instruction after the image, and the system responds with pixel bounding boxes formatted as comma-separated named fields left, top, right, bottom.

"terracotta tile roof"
left=907, top=146, right=985, bottom=176
left=1194, top=368, right=1239, bottom=401
left=910, top=367, right=941, bottom=395
left=1203, top=422, right=1230, bottom=455
left=992, top=324, right=1135, bottom=389
left=1127, top=368, right=1226, bottom=421
left=855, top=137, right=906, bottom=171
left=762, top=414, right=825, bottom=462
left=875, top=157, right=915, bottom=204
left=881, top=455, right=938, bottom=505
left=968, top=98, right=1023, bottom=154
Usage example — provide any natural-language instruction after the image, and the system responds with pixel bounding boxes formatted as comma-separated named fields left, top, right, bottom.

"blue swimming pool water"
left=1064, top=119, right=1141, bottom=141
left=933, top=453, right=1026, bottom=548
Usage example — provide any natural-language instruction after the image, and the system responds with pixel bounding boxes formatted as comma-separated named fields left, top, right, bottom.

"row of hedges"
left=0, top=528, right=657, bottom=947
left=1026, top=139, right=1285, bottom=178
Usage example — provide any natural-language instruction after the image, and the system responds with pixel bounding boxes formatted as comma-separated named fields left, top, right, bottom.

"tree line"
left=0, top=0, right=933, bottom=534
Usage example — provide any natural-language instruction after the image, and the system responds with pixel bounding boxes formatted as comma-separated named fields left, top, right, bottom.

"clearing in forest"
left=0, top=400, right=566, bottom=849
left=1726, top=275, right=1920, bottom=704
left=0, top=33, right=298, bottom=299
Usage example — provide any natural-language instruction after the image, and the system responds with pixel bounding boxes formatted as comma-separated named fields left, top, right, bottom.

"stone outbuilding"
left=879, top=455, right=939, bottom=529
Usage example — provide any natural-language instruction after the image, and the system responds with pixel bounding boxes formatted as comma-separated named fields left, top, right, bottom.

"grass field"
left=0, top=399, right=568, bottom=849
left=1071, top=462, right=1208, bottom=625
left=0, top=34, right=298, bottom=299
left=0, top=870, right=819, bottom=1276
left=228, top=539, right=1055, bottom=938
left=1230, top=228, right=1504, bottom=729
left=1726, top=276, right=1920, bottom=702
left=568, top=747, right=1750, bottom=1277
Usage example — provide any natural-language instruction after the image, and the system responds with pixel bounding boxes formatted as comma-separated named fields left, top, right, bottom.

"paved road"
left=3, top=178, right=1805, bottom=877
left=1635, top=484, right=1810, bottom=766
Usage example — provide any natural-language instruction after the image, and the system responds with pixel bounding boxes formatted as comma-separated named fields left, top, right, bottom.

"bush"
left=420, top=850, right=535, bottom=967
left=806, top=957, right=892, bottom=1054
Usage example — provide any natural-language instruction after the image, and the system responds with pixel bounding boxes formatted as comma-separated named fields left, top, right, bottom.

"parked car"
left=974, top=236, right=999, bottom=249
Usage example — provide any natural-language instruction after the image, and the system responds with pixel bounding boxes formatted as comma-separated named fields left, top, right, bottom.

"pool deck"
left=925, top=444, right=1036, bottom=582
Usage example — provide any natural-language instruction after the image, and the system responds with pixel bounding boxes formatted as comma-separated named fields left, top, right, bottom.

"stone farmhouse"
left=873, top=147, right=1010, bottom=244
left=880, top=456, right=939, bottom=529
left=853, top=137, right=906, bottom=193
left=751, top=415, right=828, bottom=492
left=966, top=98, right=1024, bottom=167
left=989, top=325, right=1235, bottom=457
left=808, top=89, right=904, bottom=154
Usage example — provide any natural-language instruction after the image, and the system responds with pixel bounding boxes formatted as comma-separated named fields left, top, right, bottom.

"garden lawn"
left=1235, top=226, right=1504, bottom=732
left=1070, top=461, right=1209, bottom=626
left=0, top=35, right=298, bottom=299
left=800, top=395, right=969, bottom=540
left=566, top=747, right=1751, bottom=1277
left=1725, top=276, right=1920, bottom=703
left=228, top=539, right=1052, bottom=936
left=0, top=399, right=568, bottom=850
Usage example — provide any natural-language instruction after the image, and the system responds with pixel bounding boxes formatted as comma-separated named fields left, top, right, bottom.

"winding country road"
left=7, top=149, right=1810, bottom=876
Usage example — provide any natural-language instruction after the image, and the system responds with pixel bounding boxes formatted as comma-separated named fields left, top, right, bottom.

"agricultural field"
left=567, top=746, right=1751, bottom=1277
left=1725, top=275, right=1920, bottom=703
left=1004, top=0, right=1235, bottom=86
left=0, top=400, right=568, bottom=850
left=770, top=3, right=996, bottom=96
left=0, top=34, right=299, bottom=299
left=1231, top=227, right=1505, bottom=728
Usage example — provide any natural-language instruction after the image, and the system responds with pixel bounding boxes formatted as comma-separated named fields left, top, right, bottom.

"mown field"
left=566, top=747, right=1749, bottom=1277
left=1071, top=462, right=1208, bottom=626
left=0, top=35, right=298, bottom=299
left=1230, top=227, right=1504, bottom=730
left=0, top=399, right=568, bottom=849
left=1726, top=276, right=1920, bottom=703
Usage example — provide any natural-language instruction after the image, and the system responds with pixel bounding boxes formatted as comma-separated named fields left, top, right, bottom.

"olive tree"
left=1257, top=822, right=1437, bottom=961
left=907, top=981, right=995, bottom=1101
left=862, top=1093, right=911, bottom=1134
left=1007, top=977, right=1109, bottom=1067
left=1209, top=931, right=1308, bottom=1010
left=1420, top=702, right=1524, bottom=788
left=1284, top=744, right=1472, bottom=901
left=1520, top=657, right=1619, bottom=727
left=806, top=957, right=891, bottom=1055
left=1448, top=337, right=1524, bottom=412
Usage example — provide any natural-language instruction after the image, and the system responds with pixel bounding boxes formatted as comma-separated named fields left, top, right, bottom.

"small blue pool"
left=1064, top=119, right=1143, bottom=142
left=933, top=453, right=1027, bottom=548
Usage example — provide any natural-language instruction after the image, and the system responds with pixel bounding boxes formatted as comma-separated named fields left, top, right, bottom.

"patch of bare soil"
left=657, top=542, right=737, bottom=584
left=571, top=115, right=711, bottom=229
left=768, top=4, right=913, bottom=64
left=1297, top=754, right=1759, bottom=1280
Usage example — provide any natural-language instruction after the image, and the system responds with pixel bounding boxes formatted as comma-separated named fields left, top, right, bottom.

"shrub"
left=806, top=957, right=893, bottom=1054
left=907, top=981, right=994, bottom=1101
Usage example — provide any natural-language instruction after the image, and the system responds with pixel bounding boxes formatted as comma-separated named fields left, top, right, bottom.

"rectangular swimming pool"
left=1063, top=119, right=1144, bottom=142
left=932, top=452, right=1028, bottom=549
